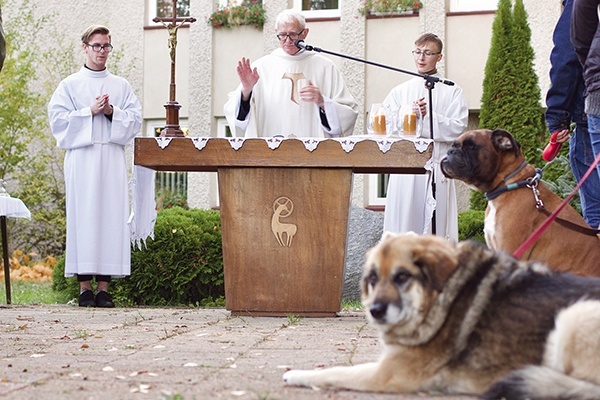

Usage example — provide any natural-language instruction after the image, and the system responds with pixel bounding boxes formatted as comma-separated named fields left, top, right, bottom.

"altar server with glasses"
left=48, top=25, right=142, bottom=308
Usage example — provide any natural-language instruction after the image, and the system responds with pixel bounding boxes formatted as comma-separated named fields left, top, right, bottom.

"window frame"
left=292, top=0, right=341, bottom=19
left=147, top=0, right=191, bottom=26
left=449, top=0, right=496, bottom=12
left=367, top=173, right=389, bottom=207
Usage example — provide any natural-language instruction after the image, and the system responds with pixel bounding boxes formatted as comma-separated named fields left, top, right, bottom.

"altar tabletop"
left=134, top=136, right=433, bottom=174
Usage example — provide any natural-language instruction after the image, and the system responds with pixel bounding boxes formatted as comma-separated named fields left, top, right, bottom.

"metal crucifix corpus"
left=153, top=0, right=196, bottom=137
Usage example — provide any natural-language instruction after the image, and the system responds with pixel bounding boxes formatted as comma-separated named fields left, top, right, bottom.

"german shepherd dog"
left=284, top=233, right=600, bottom=399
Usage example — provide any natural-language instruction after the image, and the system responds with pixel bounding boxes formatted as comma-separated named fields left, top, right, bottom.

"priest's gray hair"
left=275, top=9, right=306, bottom=30
left=81, top=25, right=111, bottom=44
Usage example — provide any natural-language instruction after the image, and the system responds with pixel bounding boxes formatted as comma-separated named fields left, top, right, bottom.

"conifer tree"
left=479, top=0, right=514, bottom=131
left=471, top=0, right=545, bottom=210
left=511, top=0, right=545, bottom=167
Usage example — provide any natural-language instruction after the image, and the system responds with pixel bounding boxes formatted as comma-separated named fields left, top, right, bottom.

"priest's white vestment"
left=382, top=75, right=468, bottom=241
left=48, top=67, right=142, bottom=278
left=224, top=48, right=358, bottom=138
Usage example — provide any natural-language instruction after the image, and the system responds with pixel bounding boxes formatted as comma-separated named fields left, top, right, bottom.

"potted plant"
left=358, top=0, right=423, bottom=16
left=207, top=0, right=266, bottom=30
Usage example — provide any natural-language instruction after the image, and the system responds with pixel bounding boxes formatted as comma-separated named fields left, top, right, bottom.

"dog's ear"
left=491, top=128, right=521, bottom=157
left=415, top=241, right=459, bottom=292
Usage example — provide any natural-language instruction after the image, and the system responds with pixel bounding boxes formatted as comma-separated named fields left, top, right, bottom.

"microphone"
left=438, top=78, right=455, bottom=86
left=294, top=40, right=316, bottom=52
left=424, top=74, right=455, bottom=86
left=294, top=39, right=307, bottom=50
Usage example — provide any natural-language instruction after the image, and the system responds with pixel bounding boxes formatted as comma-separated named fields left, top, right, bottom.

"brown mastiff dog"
left=440, top=128, right=600, bottom=276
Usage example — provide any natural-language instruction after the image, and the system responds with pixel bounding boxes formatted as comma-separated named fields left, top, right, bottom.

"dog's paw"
left=283, top=369, right=317, bottom=387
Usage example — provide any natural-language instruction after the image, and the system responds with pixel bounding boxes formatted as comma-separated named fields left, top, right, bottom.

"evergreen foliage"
left=511, top=0, right=545, bottom=166
left=471, top=0, right=546, bottom=211
left=479, top=0, right=514, bottom=133
left=457, top=210, right=486, bottom=244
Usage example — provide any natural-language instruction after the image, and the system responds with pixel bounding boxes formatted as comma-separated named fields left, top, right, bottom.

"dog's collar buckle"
left=526, top=169, right=544, bottom=208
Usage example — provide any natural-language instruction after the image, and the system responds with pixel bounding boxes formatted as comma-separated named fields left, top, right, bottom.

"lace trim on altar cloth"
left=154, top=135, right=432, bottom=154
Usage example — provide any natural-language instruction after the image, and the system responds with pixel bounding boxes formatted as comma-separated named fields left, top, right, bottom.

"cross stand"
left=153, top=0, right=196, bottom=137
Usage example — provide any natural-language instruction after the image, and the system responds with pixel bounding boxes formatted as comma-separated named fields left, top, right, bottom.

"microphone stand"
left=295, top=40, right=454, bottom=236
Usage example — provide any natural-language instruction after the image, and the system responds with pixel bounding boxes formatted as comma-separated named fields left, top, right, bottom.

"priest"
left=224, top=9, right=358, bottom=138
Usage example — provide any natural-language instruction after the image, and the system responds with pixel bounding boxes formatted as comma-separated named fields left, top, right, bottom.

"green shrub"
left=52, top=207, right=224, bottom=306
left=458, top=210, right=486, bottom=244
left=51, top=254, right=78, bottom=301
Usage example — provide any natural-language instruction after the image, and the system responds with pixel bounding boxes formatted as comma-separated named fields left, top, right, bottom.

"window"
left=293, top=0, right=340, bottom=18
left=368, top=174, right=389, bottom=207
left=449, top=0, right=496, bottom=12
left=148, top=0, right=190, bottom=25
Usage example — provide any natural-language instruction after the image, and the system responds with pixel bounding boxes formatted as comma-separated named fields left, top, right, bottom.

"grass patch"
left=0, top=281, right=368, bottom=311
left=341, top=299, right=364, bottom=312
left=0, top=280, right=72, bottom=305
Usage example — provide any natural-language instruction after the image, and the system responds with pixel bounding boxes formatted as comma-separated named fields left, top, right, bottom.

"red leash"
left=513, top=151, right=600, bottom=259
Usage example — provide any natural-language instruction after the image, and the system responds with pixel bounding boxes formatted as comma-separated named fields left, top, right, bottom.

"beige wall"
left=143, top=27, right=191, bottom=123
left=212, top=27, right=264, bottom=121
left=365, top=16, right=420, bottom=109
left=16, top=0, right=563, bottom=209
left=12, top=0, right=146, bottom=105
left=445, top=14, right=495, bottom=110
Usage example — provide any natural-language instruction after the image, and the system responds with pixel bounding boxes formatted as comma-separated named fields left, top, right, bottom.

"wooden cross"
left=153, top=0, right=196, bottom=137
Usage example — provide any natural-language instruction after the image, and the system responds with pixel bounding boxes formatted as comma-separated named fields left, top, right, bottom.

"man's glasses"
left=276, top=29, right=304, bottom=42
left=85, top=43, right=114, bottom=53
left=412, top=50, right=441, bottom=58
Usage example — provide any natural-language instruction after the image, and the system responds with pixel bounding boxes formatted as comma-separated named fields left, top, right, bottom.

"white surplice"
left=382, top=75, right=468, bottom=241
left=224, top=48, right=358, bottom=138
left=48, top=67, right=142, bottom=278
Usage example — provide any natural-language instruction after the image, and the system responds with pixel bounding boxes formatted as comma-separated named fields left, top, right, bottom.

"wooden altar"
left=134, top=137, right=432, bottom=316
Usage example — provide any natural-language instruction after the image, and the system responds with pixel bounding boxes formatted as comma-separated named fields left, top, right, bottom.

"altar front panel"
left=219, top=167, right=351, bottom=316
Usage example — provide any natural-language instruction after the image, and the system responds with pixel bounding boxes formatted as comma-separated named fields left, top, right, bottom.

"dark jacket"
left=546, top=0, right=587, bottom=132
left=571, top=0, right=600, bottom=115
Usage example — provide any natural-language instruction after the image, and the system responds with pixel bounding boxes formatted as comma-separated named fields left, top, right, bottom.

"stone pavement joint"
left=0, top=305, right=475, bottom=400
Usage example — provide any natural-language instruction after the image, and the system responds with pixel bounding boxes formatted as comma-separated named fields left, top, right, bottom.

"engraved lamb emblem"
left=271, top=196, right=298, bottom=247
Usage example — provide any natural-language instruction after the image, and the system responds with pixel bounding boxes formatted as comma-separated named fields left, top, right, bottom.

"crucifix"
left=153, top=0, right=196, bottom=137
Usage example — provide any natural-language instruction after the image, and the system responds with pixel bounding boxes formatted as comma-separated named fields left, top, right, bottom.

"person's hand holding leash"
left=542, top=128, right=570, bottom=161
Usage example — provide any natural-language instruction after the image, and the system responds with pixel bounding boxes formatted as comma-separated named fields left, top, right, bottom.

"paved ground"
left=0, top=305, right=475, bottom=400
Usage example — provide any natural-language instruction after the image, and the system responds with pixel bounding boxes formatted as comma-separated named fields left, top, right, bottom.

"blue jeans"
left=576, top=116, right=600, bottom=228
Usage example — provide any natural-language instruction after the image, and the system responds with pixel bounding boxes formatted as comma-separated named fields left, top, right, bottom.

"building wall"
left=16, top=0, right=563, bottom=210
left=14, top=0, right=146, bottom=104
left=185, top=0, right=562, bottom=209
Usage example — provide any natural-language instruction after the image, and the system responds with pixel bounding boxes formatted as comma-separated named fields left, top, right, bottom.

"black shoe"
left=78, top=289, right=96, bottom=307
left=95, top=290, right=115, bottom=308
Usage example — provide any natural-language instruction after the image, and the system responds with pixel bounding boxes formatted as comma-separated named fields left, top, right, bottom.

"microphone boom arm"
left=294, top=40, right=454, bottom=86
left=294, top=39, right=449, bottom=236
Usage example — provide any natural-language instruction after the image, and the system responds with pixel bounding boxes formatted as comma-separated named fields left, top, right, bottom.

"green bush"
left=458, top=210, right=486, bottom=244
left=52, top=207, right=224, bottom=306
